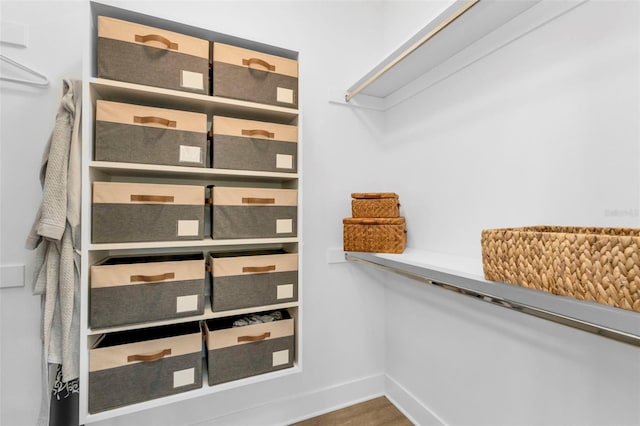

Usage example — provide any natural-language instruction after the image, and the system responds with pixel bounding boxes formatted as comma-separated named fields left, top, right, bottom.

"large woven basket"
left=351, top=193, right=400, bottom=218
left=481, top=226, right=640, bottom=313
left=343, top=217, right=406, bottom=253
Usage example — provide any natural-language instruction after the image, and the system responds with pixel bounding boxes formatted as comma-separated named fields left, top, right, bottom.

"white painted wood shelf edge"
left=89, top=237, right=299, bottom=251
left=90, top=161, right=299, bottom=181
left=91, top=78, right=299, bottom=122
left=88, top=301, right=300, bottom=335
left=346, top=249, right=640, bottom=346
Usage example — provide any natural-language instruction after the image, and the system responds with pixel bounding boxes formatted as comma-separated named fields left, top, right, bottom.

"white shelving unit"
left=79, top=2, right=302, bottom=423
left=341, top=0, right=586, bottom=111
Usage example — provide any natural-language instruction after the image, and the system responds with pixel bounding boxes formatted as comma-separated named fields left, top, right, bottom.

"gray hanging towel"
left=26, top=79, right=82, bottom=426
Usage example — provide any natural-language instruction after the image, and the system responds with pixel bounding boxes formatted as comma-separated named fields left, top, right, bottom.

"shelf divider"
left=90, top=161, right=299, bottom=182
left=89, top=237, right=299, bottom=252
left=87, top=301, right=300, bottom=336
left=90, top=78, right=298, bottom=123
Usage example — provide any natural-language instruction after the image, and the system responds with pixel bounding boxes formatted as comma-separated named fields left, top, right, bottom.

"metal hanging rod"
left=346, top=253, right=640, bottom=347
left=344, top=0, right=480, bottom=102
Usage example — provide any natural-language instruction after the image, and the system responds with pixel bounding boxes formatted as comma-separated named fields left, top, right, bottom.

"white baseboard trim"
left=190, top=373, right=385, bottom=425
left=384, top=374, right=446, bottom=426
left=188, top=373, right=447, bottom=426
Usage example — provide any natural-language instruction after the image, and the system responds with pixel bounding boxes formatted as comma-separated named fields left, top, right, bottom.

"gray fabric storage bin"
left=98, top=16, right=209, bottom=94
left=95, top=100, right=208, bottom=167
left=205, top=309, right=294, bottom=385
left=209, top=186, right=297, bottom=239
left=89, top=322, right=202, bottom=413
left=90, top=253, right=205, bottom=328
left=212, top=43, right=298, bottom=108
left=92, top=182, right=204, bottom=243
left=211, top=116, right=297, bottom=173
left=209, top=251, right=298, bottom=312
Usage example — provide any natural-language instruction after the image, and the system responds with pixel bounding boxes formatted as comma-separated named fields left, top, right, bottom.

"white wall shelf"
left=343, top=0, right=587, bottom=110
left=347, top=249, right=640, bottom=347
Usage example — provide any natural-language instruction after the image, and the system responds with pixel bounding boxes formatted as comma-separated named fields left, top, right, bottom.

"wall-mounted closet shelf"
left=346, top=250, right=640, bottom=347
left=342, top=0, right=587, bottom=111
left=91, top=78, right=298, bottom=123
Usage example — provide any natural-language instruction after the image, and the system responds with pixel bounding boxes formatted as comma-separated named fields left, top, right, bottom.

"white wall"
left=375, top=0, right=640, bottom=424
left=0, top=2, right=85, bottom=424
left=384, top=270, right=640, bottom=425
left=0, top=1, right=389, bottom=425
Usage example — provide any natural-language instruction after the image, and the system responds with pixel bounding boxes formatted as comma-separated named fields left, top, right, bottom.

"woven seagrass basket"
left=351, top=193, right=400, bottom=218
left=343, top=217, right=406, bottom=253
left=481, top=226, right=640, bottom=313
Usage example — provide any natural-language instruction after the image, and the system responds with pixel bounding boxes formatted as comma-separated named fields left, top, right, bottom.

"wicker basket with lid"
left=351, top=192, right=400, bottom=218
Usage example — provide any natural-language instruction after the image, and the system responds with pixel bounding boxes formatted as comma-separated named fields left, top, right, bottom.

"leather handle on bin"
left=358, top=218, right=386, bottom=225
left=358, top=193, right=389, bottom=199
left=127, top=348, right=172, bottom=363
left=134, top=115, right=177, bottom=128
left=135, top=34, right=178, bottom=50
left=130, top=272, right=175, bottom=283
left=237, top=332, right=271, bottom=343
left=242, top=197, right=275, bottom=204
left=242, top=57, right=276, bottom=72
left=241, top=129, right=275, bottom=138
left=242, top=265, right=276, bottom=273
left=131, top=194, right=175, bottom=203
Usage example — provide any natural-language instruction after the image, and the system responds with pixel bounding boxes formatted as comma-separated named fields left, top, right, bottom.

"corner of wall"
left=384, top=374, right=445, bottom=426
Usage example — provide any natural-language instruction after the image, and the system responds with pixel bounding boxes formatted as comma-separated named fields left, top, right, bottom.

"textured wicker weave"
left=343, top=217, right=406, bottom=253
left=351, top=193, right=399, bottom=218
left=481, top=226, right=640, bottom=313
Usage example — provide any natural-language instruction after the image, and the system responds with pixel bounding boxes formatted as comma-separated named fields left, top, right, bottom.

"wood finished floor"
left=291, top=397, right=413, bottom=426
